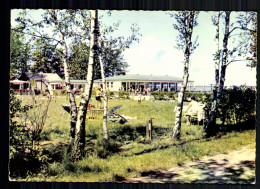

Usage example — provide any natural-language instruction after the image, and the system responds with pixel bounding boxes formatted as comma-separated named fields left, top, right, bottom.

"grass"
left=13, top=95, right=256, bottom=182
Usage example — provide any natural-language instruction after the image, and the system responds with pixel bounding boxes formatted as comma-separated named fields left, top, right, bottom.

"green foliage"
left=9, top=90, right=52, bottom=178
left=95, top=136, right=119, bottom=158
left=151, top=91, right=176, bottom=100
left=217, top=86, right=256, bottom=125
left=165, top=91, right=176, bottom=99
left=119, top=91, right=129, bottom=98
left=10, top=30, right=31, bottom=79
left=106, top=90, right=114, bottom=97
left=60, top=90, right=67, bottom=96
left=183, top=92, right=212, bottom=102
left=9, top=90, right=48, bottom=178
left=31, top=38, right=64, bottom=78
left=53, top=90, right=58, bottom=96
left=151, top=91, right=164, bottom=100
left=68, top=41, right=89, bottom=80
left=13, top=10, right=141, bottom=80
left=10, top=95, right=256, bottom=181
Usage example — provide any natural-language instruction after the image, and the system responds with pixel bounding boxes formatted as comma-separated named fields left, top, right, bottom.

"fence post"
left=146, top=118, right=154, bottom=140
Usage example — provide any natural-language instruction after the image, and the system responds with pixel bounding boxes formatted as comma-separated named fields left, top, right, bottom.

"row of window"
left=107, top=82, right=113, bottom=88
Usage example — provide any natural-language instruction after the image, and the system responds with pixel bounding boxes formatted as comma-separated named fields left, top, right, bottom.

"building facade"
left=94, top=74, right=194, bottom=92
left=11, top=73, right=197, bottom=94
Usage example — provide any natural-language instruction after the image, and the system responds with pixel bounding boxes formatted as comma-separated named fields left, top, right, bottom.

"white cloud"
left=124, top=35, right=184, bottom=77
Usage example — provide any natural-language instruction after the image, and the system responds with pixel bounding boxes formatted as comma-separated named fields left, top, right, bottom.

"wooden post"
left=146, top=118, right=154, bottom=140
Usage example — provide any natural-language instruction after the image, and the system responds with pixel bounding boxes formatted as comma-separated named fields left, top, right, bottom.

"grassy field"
left=13, top=95, right=256, bottom=182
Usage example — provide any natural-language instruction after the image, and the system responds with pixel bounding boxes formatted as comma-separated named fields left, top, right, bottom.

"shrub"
left=106, top=90, right=114, bottom=97
left=60, top=89, right=67, bottom=96
left=151, top=91, right=164, bottom=100
left=95, top=136, right=119, bottom=158
left=119, top=91, right=129, bottom=98
left=53, top=90, right=58, bottom=96
left=183, top=92, right=212, bottom=102
left=217, top=86, right=256, bottom=125
left=9, top=89, right=52, bottom=178
left=165, top=91, right=176, bottom=99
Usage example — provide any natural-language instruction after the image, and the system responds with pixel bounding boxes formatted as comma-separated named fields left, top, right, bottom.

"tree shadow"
left=131, top=157, right=255, bottom=183
left=138, top=170, right=179, bottom=182
left=217, top=115, right=255, bottom=133
left=189, top=159, right=255, bottom=184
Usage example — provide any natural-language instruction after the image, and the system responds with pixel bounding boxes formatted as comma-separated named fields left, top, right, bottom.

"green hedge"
left=119, top=91, right=130, bottom=98
left=217, top=86, right=256, bottom=125
left=151, top=91, right=176, bottom=100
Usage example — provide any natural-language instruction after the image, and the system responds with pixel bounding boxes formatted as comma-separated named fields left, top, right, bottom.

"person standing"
left=95, top=87, right=102, bottom=108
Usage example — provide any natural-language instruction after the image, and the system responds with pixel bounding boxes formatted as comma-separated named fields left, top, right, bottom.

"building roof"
left=10, top=79, right=30, bottom=84
left=24, top=72, right=64, bottom=83
left=71, top=79, right=102, bottom=84
left=103, top=74, right=186, bottom=82
left=70, top=80, right=87, bottom=83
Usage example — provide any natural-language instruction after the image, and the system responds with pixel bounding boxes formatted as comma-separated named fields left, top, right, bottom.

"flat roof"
left=104, top=74, right=187, bottom=82
left=71, top=75, right=195, bottom=83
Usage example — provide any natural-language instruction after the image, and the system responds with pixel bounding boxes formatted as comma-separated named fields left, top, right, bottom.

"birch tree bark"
left=204, top=11, right=230, bottom=136
left=72, top=10, right=98, bottom=159
left=171, top=11, right=197, bottom=139
left=47, top=10, right=78, bottom=143
left=98, top=35, right=109, bottom=140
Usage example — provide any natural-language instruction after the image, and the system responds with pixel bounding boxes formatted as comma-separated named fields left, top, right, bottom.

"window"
left=155, top=83, right=160, bottom=90
left=107, top=82, right=109, bottom=88
left=169, top=83, right=176, bottom=91
left=14, top=84, right=20, bottom=90
left=111, top=82, right=113, bottom=88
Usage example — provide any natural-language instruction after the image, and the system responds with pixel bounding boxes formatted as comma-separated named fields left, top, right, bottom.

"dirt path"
left=128, top=144, right=255, bottom=184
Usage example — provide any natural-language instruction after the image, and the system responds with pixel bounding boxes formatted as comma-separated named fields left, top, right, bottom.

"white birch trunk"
left=48, top=10, right=78, bottom=143
left=172, top=12, right=195, bottom=139
left=73, top=10, right=98, bottom=159
left=217, top=11, right=230, bottom=97
left=98, top=36, right=109, bottom=140
left=204, top=11, right=230, bottom=135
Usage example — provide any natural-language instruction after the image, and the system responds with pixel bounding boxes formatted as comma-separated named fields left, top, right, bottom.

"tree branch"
left=12, top=28, right=62, bottom=44
left=226, top=59, right=248, bottom=66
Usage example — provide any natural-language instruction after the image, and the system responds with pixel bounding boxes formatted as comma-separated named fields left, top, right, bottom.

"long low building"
left=11, top=72, right=195, bottom=94
left=93, top=74, right=194, bottom=92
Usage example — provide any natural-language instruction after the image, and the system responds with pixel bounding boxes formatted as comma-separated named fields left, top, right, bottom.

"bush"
left=151, top=91, right=164, bottom=100
left=165, top=91, right=176, bottom=99
left=106, top=90, right=114, bottom=97
left=183, top=92, right=212, bottom=102
left=119, top=91, right=129, bottom=98
left=95, top=136, right=119, bottom=158
left=53, top=90, right=58, bottom=96
left=60, top=89, right=67, bottom=96
left=217, top=86, right=256, bottom=125
left=9, top=89, right=52, bottom=178
left=151, top=91, right=176, bottom=100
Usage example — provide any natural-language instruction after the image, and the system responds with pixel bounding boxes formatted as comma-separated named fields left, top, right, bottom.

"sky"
left=11, top=10, right=257, bottom=86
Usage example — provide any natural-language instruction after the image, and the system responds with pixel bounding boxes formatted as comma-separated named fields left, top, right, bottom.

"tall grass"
left=15, top=95, right=255, bottom=182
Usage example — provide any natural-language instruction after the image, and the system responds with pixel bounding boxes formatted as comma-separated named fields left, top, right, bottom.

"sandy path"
left=128, top=144, right=255, bottom=184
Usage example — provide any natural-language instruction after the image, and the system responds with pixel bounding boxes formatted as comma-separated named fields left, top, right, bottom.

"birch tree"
left=47, top=10, right=78, bottom=143
left=98, top=35, right=109, bottom=140
left=204, top=11, right=256, bottom=136
left=72, top=10, right=98, bottom=159
left=170, top=11, right=199, bottom=139
left=12, top=9, right=140, bottom=159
